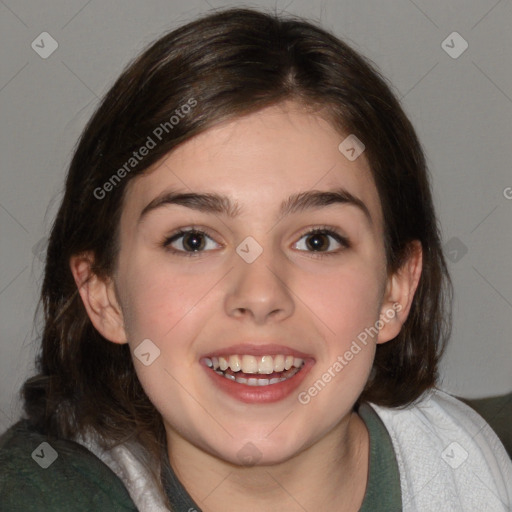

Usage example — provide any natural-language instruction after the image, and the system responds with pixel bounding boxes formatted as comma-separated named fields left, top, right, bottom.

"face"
left=104, top=101, right=402, bottom=466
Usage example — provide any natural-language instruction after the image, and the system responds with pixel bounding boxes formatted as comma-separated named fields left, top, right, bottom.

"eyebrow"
left=138, top=187, right=372, bottom=225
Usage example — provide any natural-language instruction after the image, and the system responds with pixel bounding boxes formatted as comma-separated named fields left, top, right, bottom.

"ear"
left=377, top=241, right=423, bottom=344
left=69, top=252, right=128, bottom=344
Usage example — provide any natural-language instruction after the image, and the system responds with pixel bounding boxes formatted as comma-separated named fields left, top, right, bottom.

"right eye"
left=162, top=228, right=221, bottom=256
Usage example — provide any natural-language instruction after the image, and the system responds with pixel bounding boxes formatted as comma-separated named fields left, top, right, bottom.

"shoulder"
left=0, top=419, right=138, bottom=511
left=458, top=392, right=512, bottom=457
left=369, top=389, right=512, bottom=511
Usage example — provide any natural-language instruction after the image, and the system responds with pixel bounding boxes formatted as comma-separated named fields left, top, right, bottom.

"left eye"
left=293, top=229, right=348, bottom=253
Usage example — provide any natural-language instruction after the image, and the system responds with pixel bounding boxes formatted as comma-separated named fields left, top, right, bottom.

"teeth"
left=241, top=355, right=258, bottom=373
left=229, top=355, right=241, bottom=372
left=206, top=354, right=305, bottom=374
left=258, top=355, right=274, bottom=374
left=215, top=367, right=301, bottom=386
left=273, top=355, right=285, bottom=372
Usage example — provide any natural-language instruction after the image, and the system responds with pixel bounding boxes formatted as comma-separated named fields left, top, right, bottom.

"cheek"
left=298, top=258, right=384, bottom=340
left=116, top=262, right=212, bottom=415
left=295, top=265, right=381, bottom=415
left=118, top=255, right=215, bottom=344
left=297, top=257, right=383, bottom=395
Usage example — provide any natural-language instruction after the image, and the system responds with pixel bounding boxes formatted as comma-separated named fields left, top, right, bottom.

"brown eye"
left=181, top=231, right=206, bottom=251
left=163, top=229, right=220, bottom=255
left=293, top=228, right=349, bottom=256
left=305, top=232, right=331, bottom=251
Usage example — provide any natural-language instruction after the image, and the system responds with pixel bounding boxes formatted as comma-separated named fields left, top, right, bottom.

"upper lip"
left=201, top=343, right=314, bottom=359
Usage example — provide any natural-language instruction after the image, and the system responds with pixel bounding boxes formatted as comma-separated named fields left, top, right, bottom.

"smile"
left=204, top=355, right=305, bottom=386
left=200, top=348, right=314, bottom=403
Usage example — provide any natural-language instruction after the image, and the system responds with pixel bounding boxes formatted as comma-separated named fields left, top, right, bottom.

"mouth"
left=200, top=345, right=314, bottom=403
left=203, top=354, right=305, bottom=386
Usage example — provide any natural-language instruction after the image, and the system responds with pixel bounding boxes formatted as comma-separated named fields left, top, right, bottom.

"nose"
left=224, top=247, right=295, bottom=325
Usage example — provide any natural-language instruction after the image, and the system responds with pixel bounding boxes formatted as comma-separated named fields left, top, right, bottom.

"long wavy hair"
left=21, top=6, right=452, bottom=507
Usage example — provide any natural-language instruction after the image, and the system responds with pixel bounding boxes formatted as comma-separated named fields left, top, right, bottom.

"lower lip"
left=202, top=359, right=315, bottom=404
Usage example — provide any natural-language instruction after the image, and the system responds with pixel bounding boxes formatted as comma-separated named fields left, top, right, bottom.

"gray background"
left=1, top=0, right=511, bottom=433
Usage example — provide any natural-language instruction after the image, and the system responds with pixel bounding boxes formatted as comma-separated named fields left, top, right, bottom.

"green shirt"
left=161, top=402, right=401, bottom=511
left=0, top=404, right=401, bottom=511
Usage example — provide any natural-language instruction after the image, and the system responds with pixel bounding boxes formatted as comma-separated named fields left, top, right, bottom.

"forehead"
left=121, top=102, right=382, bottom=227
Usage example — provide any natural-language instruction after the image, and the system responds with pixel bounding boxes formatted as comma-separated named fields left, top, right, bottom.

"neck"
left=166, top=411, right=369, bottom=512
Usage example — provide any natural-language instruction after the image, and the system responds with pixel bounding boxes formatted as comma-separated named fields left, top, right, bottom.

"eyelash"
left=161, top=225, right=350, bottom=259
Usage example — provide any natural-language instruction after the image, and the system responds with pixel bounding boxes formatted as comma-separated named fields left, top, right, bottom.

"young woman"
left=1, top=7, right=510, bottom=512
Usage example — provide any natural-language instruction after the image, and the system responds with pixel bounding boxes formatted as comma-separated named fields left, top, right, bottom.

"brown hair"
left=21, top=6, right=452, bottom=506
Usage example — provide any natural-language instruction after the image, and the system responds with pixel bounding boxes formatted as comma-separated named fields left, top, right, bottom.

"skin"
left=71, top=100, right=422, bottom=512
